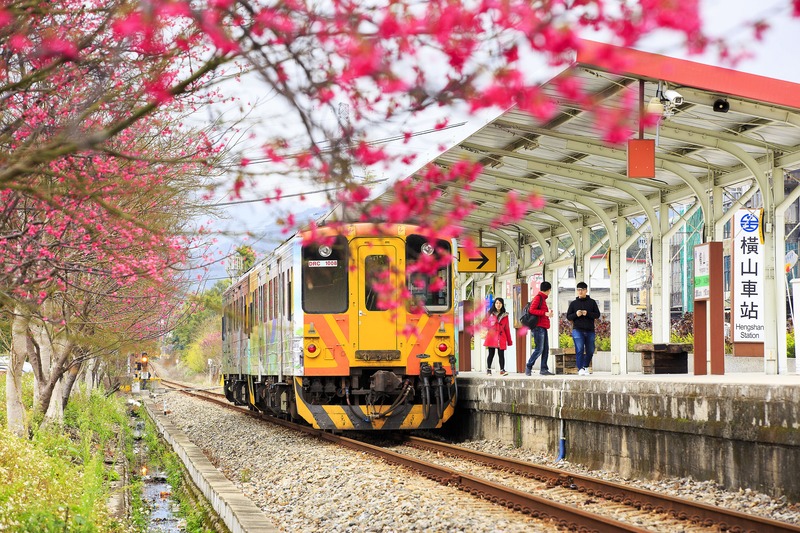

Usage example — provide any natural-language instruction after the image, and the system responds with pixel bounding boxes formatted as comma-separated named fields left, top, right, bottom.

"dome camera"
left=662, top=89, right=684, bottom=106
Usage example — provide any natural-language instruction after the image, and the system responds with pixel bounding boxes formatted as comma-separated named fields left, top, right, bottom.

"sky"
left=640, top=0, right=799, bottom=82
left=196, top=0, right=800, bottom=286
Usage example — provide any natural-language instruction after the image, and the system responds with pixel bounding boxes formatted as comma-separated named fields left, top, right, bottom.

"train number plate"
left=355, top=350, right=401, bottom=361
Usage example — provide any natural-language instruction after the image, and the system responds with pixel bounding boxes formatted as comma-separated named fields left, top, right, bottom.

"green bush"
left=584, top=331, right=694, bottom=353
left=558, top=332, right=572, bottom=349
left=595, top=336, right=611, bottom=351
left=670, top=332, right=694, bottom=344
left=627, top=329, right=653, bottom=351
left=788, top=332, right=795, bottom=358
left=0, top=383, right=129, bottom=532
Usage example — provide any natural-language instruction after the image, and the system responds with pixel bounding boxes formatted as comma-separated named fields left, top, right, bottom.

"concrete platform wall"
left=584, top=352, right=796, bottom=373
left=449, top=375, right=800, bottom=500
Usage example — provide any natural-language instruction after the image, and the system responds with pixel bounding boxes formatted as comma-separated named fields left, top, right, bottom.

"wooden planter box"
left=634, top=343, right=691, bottom=374
left=552, top=347, right=592, bottom=374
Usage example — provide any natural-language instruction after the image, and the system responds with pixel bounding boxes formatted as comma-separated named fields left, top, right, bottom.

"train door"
left=356, top=240, right=400, bottom=351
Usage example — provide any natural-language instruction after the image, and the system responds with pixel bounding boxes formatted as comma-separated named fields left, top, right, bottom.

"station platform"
left=447, top=368, right=800, bottom=501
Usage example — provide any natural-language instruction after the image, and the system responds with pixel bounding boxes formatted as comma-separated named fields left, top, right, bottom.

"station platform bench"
left=633, top=343, right=691, bottom=374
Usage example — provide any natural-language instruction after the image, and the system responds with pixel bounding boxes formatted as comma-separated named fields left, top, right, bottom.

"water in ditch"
left=132, top=416, right=184, bottom=532
left=142, top=468, right=183, bottom=532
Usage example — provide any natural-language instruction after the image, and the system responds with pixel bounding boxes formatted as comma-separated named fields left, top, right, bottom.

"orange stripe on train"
left=305, top=315, right=350, bottom=376
left=405, top=314, right=443, bottom=375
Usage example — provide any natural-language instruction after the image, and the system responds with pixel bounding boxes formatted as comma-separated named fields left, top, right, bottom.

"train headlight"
left=421, top=243, right=435, bottom=255
left=318, top=245, right=332, bottom=257
left=435, top=341, right=450, bottom=355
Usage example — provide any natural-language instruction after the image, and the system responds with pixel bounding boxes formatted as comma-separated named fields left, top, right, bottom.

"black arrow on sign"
left=469, top=250, right=489, bottom=270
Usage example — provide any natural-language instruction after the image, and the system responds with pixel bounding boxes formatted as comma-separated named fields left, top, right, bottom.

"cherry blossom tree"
left=0, top=0, right=236, bottom=433
left=1, top=119, right=219, bottom=431
left=2, top=0, right=791, bottom=433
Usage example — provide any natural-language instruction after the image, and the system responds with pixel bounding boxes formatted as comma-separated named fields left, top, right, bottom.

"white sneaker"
left=578, top=368, right=586, bottom=376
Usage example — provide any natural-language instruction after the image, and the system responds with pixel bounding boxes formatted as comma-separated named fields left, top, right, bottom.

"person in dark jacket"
left=524, top=281, right=554, bottom=376
left=483, top=297, right=512, bottom=376
left=566, top=281, right=601, bottom=375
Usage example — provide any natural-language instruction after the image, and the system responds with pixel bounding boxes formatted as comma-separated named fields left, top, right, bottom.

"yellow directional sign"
left=457, top=247, right=497, bottom=273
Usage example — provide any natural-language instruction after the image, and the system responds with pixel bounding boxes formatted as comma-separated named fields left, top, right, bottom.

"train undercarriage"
left=223, top=361, right=457, bottom=430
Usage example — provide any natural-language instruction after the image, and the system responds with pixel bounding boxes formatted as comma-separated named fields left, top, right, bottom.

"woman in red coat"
left=483, top=297, right=512, bottom=376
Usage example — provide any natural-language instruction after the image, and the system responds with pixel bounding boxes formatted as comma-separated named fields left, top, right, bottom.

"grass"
left=1, top=374, right=218, bottom=532
left=0, top=374, right=131, bottom=532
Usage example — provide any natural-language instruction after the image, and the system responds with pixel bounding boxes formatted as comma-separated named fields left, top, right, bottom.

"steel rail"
left=406, top=436, right=800, bottom=533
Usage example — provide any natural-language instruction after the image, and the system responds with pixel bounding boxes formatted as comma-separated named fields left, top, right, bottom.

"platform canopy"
left=385, top=40, right=800, bottom=252
left=375, top=40, right=800, bottom=375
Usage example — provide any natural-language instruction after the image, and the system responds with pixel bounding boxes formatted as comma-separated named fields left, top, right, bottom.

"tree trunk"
left=89, top=357, right=102, bottom=390
left=44, top=378, right=64, bottom=425
left=7, top=308, right=31, bottom=437
left=62, top=362, right=81, bottom=405
left=29, top=312, right=72, bottom=427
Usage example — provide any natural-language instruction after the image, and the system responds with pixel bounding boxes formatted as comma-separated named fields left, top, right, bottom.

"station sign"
left=693, top=244, right=710, bottom=300
left=732, top=209, right=765, bottom=343
left=457, top=247, right=497, bottom=273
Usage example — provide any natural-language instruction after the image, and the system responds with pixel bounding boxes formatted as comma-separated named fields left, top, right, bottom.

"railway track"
left=156, top=377, right=800, bottom=533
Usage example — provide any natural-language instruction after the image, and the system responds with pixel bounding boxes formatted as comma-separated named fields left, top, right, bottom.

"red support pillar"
left=693, top=242, right=725, bottom=375
left=693, top=300, right=707, bottom=375
left=513, top=283, right=529, bottom=371
left=458, top=300, right=473, bottom=372
left=709, top=242, right=725, bottom=374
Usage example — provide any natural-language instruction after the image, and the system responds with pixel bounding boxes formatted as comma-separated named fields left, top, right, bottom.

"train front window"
left=406, top=234, right=452, bottom=313
left=302, top=235, right=348, bottom=313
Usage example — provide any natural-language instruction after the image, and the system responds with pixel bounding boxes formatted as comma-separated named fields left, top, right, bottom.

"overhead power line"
left=244, top=121, right=468, bottom=165
left=212, top=178, right=388, bottom=207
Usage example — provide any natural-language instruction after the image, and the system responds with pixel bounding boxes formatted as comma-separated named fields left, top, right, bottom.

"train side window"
left=302, top=235, right=348, bottom=313
left=272, top=276, right=278, bottom=319
left=266, top=280, right=272, bottom=320
left=261, top=284, right=266, bottom=321
left=287, top=268, right=293, bottom=320
left=406, top=234, right=452, bottom=313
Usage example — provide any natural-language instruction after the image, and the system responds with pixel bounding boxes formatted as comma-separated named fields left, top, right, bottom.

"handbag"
left=519, top=295, right=543, bottom=329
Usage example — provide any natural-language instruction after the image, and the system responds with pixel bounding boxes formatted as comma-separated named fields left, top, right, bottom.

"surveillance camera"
left=662, top=89, right=684, bottom=106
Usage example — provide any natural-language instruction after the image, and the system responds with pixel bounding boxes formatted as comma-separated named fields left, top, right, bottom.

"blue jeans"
left=526, top=327, right=549, bottom=372
left=572, top=329, right=596, bottom=370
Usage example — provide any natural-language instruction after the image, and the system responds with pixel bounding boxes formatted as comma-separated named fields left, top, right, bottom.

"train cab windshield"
left=406, top=234, right=452, bottom=313
left=302, top=235, right=349, bottom=313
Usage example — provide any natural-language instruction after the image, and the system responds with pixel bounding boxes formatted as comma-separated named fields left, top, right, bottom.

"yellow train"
left=221, top=223, right=458, bottom=430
